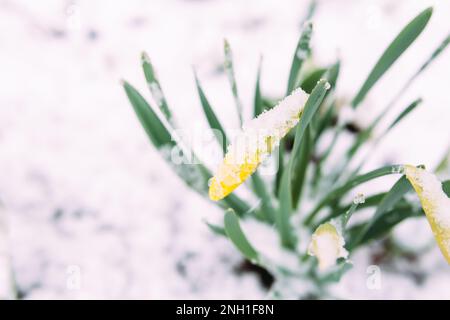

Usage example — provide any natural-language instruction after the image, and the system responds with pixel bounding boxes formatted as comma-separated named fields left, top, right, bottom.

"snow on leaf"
left=208, top=88, right=309, bottom=201
left=404, top=165, right=450, bottom=264
left=308, top=222, right=348, bottom=271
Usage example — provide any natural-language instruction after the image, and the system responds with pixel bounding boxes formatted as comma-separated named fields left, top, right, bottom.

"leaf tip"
left=141, top=51, right=151, bottom=64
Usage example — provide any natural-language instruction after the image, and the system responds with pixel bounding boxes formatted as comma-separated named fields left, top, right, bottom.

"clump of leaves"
left=123, top=4, right=450, bottom=298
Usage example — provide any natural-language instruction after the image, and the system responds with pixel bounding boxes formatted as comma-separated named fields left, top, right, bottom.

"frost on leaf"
left=353, top=193, right=366, bottom=204
left=308, top=222, right=348, bottom=271
left=404, top=165, right=450, bottom=264
left=148, top=82, right=164, bottom=107
left=208, top=88, right=309, bottom=201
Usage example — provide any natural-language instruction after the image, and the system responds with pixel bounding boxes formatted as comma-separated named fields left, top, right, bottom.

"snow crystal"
left=296, top=48, right=308, bottom=60
left=391, top=165, right=405, bottom=174
left=353, top=193, right=366, bottom=204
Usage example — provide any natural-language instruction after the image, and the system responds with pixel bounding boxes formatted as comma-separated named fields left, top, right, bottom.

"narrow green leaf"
left=398, top=33, right=450, bottom=97
left=347, top=208, right=423, bottom=247
left=305, top=164, right=405, bottom=225
left=277, top=169, right=297, bottom=249
left=123, top=80, right=172, bottom=148
left=300, top=68, right=326, bottom=93
left=319, top=260, right=353, bottom=284
left=387, top=98, right=422, bottom=131
left=289, top=80, right=330, bottom=209
left=316, top=192, right=386, bottom=227
left=251, top=172, right=275, bottom=223
left=290, top=79, right=330, bottom=161
left=344, top=98, right=422, bottom=180
left=141, top=52, right=173, bottom=123
left=351, top=7, right=433, bottom=108
left=324, top=61, right=340, bottom=90
left=435, top=146, right=450, bottom=174
left=301, top=0, right=317, bottom=25
left=349, top=176, right=412, bottom=249
left=314, top=100, right=336, bottom=140
left=194, top=72, right=228, bottom=149
left=336, top=97, right=422, bottom=183
left=291, top=127, right=311, bottom=209
left=287, top=21, right=313, bottom=94
left=254, top=56, right=264, bottom=117
left=274, top=142, right=285, bottom=197
left=224, top=209, right=259, bottom=262
left=124, top=81, right=250, bottom=215
left=262, top=97, right=277, bottom=110
left=355, top=32, right=450, bottom=142
left=224, top=39, right=243, bottom=127
left=204, top=220, right=226, bottom=237
left=443, top=180, right=450, bottom=196
left=341, top=197, right=362, bottom=227
left=220, top=193, right=251, bottom=216
left=275, top=80, right=330, bottom=246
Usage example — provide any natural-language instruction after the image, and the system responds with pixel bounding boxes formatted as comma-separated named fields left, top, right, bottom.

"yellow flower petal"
left=209, top=88, right=309, bottom=201
left=404, top=165, right=450, bottom=264
left=308, top=222, right=348, bottom=271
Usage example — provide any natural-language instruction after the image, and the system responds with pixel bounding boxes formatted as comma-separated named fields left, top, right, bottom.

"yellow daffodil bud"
left=208, top=88, right=309, bottom=201
left=404, top=165, right=450, bottom=264
left=308, top=222, right=348, bottom=271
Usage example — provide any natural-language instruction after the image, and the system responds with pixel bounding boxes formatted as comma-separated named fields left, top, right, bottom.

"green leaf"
left=316, top=192, right=386, bottom=227
left=250, top=172, right=275, bottom=223
left=319, top=260, right=353, bottom=284
left=291, top=127, right=311, bottom=209
left=341, top=198, right=362, bottom=227
left=351, top=7, right=433, bottom=108
left=435, top=146, right=450, bottom=174
left=349, top=176, right=412, bottom=249
left=356, top=32, right=450, bottom=143
left=204, top=220, right=226, bottom=237
left=224, top=39, right=244, bottom=126
left=220, top=193, right=252, bottom=216
left=194, top=71, right=228, bottom=148
left=290, top=79, right=330, bottom=208
left=277, top=169, right=297, bottom=249
left=395, top=33, right=450, bottom=100
left=224, top=209, right=259, bottom=262
left=301, top=0, right=317, bottom=25
left=443, top=180, right=450, bottom=196
left=324, top=61, right=340, bottom=90
left=314, top=100, right=336, bottom=141
left=275, top=80, right=330, bottom=247
left=141, top=52, right=173, bottom=124
left=348, top=206, right=423, bottom=247
left=300, top=68, right=326, bottom=93
left=344, top=98, right=422, bottom=180
left=274, top=143, right=285, bottom=197
left=387, top=98, right=422, bottom=132
left=122, top=80, right=172, bottom=148
left=124, top=80, right=251, bottom=215
left=290, top=79, right=330, bottom=162
left=254, top=56, right=264, bottom=117
left=305, top=164, right=405, bottom=225
left=287, top=21, right=313, bottom=94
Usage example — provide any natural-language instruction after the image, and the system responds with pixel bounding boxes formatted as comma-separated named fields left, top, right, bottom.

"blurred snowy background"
left=0, top=0, right=449, bottom=299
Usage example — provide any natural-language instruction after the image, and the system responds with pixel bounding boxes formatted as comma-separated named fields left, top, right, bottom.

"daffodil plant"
left=123, top=4, right=450, bottom=298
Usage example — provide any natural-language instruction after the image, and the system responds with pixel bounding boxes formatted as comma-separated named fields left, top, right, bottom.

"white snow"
left=1, top=0, right=450, bottom=299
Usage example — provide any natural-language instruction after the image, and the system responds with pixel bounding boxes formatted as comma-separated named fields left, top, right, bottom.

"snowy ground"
left=0, top=0, right=449, bottom=299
